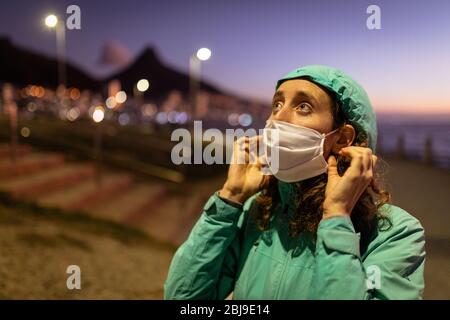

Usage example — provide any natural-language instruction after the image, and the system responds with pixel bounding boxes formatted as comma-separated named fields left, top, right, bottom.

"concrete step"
left=0, top=152, right=65, bottom=179
left=0, top=144, right=32, bottom=159
left=37, top=173, right=134, bottom=210
left=139, top=194, right=207, bottom=246
left=0, top=163, right=96, bottom=198
left=88, top=183, right=168, bottom=223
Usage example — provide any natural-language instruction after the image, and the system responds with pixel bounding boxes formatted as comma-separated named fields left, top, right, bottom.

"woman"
left=164, top=65, right=426, bottom=300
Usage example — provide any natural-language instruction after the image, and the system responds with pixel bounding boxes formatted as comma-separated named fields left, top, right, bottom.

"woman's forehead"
left=275, top=79, right=332, bottom=104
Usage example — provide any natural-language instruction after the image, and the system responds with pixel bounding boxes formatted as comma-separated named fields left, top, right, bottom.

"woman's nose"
left=272, top=104, right=293, bottom=123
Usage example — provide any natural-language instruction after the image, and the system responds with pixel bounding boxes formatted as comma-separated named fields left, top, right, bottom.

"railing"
left=0, top=114, right=233, bottom=183
left=378, top=133, right=449, bottom=169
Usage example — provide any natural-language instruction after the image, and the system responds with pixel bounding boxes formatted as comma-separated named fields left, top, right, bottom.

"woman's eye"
left=272, top=101, right=283, bottom=110
left=295, top=102, right=312, bottom=113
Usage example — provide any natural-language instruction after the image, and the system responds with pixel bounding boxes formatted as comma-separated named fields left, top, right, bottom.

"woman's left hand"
left=322, top=146, right=378, bottom=220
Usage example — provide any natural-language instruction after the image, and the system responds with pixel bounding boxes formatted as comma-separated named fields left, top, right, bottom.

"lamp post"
left=92, top=106, right=105, bottom=185
left=45, top=14, right=66, bottom=87
left=189, top=48, right=211, bottom=118
left=134, top=78, right=149, bottom=110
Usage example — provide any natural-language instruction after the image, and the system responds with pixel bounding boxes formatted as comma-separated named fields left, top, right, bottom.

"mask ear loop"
left=323, top=127, right=341, bottom=137
left=321, top=126, right=342, bottom=171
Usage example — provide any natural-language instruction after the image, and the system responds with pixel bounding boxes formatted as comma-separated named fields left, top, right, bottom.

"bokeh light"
left=67, top=108, right=81, bottom=121
left=238, top=113, right=252, bottom=127
left=136, top=79, right=149, bottom=92
left=155, top=112, right=168, bottom=124
left=105, top=96, right=117, bottom=109
left=227, top=113, right=239, bottom=126
left=115, top=91, right=127, bottom=104
left=141, top=104, right=157, bottom=117
left=92, top=106, right=105, bottom=123
left=20, top=127, right=31, bottom=138
left=118, top=113, right=130, bottom=126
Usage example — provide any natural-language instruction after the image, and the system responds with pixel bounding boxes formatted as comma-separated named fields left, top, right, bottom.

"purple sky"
left=0, top=0, right=449, bottom=113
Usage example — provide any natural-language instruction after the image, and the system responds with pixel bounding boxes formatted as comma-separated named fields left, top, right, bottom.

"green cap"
left=275, top=65, right=377, bottom=152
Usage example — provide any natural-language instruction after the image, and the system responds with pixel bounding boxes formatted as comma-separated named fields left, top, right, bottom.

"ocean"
left=376, top=113, right=450, bottom=169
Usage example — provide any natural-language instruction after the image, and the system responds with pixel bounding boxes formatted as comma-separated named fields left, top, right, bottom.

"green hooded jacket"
left=164, top=184, right=425, bottom=299
left=164, top=65, right=426, bottom=300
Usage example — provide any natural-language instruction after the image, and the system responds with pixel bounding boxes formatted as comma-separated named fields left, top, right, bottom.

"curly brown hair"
left=254, top=90, right=392, bottom=250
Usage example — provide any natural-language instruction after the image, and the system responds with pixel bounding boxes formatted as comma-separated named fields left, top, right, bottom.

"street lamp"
left=196, top=48, right=212, bottom=61
left=45, top=14, right=58, bottom=28
left=189, top=47, right=211, bottom=118
left=44, top=13, right=66, bottom=87
left=92, top=106, right=105, bottom=185
left=134, top=79, right=149, bottom=110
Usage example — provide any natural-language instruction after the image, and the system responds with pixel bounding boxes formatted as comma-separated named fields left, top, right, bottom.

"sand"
left=383, top=157, right=450, bottom=299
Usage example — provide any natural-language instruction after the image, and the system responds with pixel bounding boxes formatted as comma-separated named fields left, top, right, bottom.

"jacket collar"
left=277, top=180, right=298, bottom=216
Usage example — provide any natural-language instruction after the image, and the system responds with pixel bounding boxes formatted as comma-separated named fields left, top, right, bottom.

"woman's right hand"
left=219, top=136, right=268, bottom=204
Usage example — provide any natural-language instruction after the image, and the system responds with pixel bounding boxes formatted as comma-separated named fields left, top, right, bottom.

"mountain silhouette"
left=0, top=37, right=226, bottom=99
left=104, top=46, right=223, bottom=98
left=0, top=37, right=100, bottom=90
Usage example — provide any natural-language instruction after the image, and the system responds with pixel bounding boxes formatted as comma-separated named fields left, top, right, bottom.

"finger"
left=340, top=146, right=372, bottom=154
left=365, top=151, right=374, bottom=183
left=231, top=138, right=241, bottom=164
left=327, top=155, right=339, bottom=178
left=372, top=154, right=378, bottom=169
left=339, top=147, right=364, bottom=176
left=340, top=147, right=373, bottom=175
left=362, top=148, right=372, bottom=172
left=253, top=135, right=262, bottom=149
left=339, top=146, right=371, bottom=160
left=243, top=137, right=250, bottom=164
left=232, top=137, right=248, bottom=164
left=248, top=135, right=261, bottom=164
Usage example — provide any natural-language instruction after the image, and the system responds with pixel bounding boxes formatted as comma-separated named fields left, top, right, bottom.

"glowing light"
left=67, top=108, right=80, bottom=121
left=155, top=112, right=168, bottom=124
left=238, top=113, right=252, bottom=127
left=36, top=86, right=45, bottom=98
left=45, top=14, right=58, bottom=28
left=228, top=113, right=239, bottom=126
left=196, top=48, right=212, bottom=61
left=142, top=104, right=156, bottom=117
left=118, top=113, right=130, bottom=126
left=29, top=85, right=36, bottom=97
left=115, top=91, right=127, bottom=104
left=168, top=111, right=178, bottom=124
left=176, top=111, right=188, bottom=124
left=20, top=127, right=30, bottom=138
left=105, top=96, right=117, bottom=109
left=197, top=48, right=211, bottom=61
left=69, top=88, right=80, bottom=100
left=136, top=79, right=149, bottom=92
left=92, top=106, right=105, bottom=123
left=27, top=103, right=37, bottom=113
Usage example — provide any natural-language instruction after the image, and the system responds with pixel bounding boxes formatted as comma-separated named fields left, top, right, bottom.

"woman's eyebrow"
left=294, top=90, right=318, bottom=106
left=272, top=91, right=284, bottom=101
left=273, top=90, right=318, bottom=106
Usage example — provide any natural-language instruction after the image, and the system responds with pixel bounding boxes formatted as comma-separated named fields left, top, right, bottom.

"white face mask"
left=262, top=119, right=339, bottom=183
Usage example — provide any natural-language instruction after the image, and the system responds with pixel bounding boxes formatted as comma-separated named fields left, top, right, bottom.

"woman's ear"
left=331, top=124, right=355, bottom=154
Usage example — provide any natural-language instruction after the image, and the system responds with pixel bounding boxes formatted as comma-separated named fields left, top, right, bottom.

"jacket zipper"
left=273, top=238, right=295, bottom=299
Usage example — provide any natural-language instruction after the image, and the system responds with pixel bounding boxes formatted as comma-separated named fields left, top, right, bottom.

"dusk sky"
left=0, top=0, right=449, bottom=113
